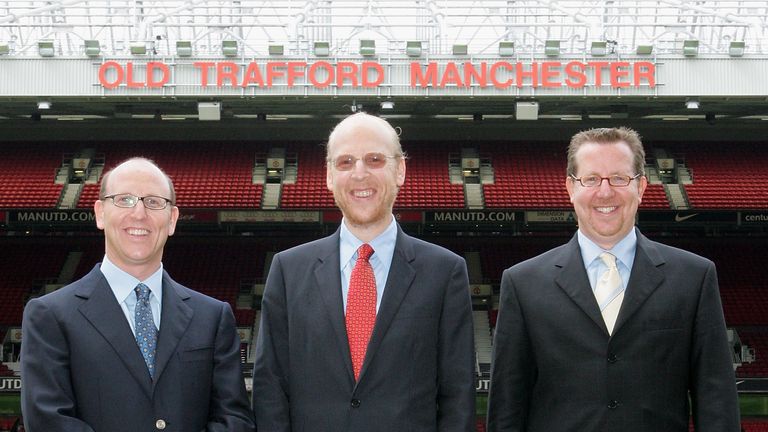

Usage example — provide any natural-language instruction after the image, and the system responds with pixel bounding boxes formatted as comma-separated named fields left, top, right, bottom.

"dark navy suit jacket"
left=21, top=265, right=255, bottom=432
left=252, top=225, right=476, bottom=432
left=487, top=229, right=740, bottom=432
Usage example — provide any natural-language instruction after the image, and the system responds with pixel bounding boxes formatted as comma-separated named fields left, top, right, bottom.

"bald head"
left=326, top=112, right=404, bottom=161
left=100, top=157, right=176, bottom=204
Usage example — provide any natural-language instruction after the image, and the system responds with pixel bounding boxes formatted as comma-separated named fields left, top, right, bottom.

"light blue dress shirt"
left=100, top=255, right=163, bottom=335
left=339, top=215, right=398, bottom=313
left=577, top=228, right=637, bottom=295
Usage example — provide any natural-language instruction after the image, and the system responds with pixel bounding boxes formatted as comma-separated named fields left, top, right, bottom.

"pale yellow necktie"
left=596, top=252, right=624, bottom=335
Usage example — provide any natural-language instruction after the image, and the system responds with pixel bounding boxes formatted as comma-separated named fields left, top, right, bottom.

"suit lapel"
left=612, top=230, right=665, bottom=334
left=313, top=231, right=355, bottom=383
left=152, top=271, right=193, bottom=390
left=77, top=266, right=153, bottom=398
left=553, top=235, right=608, bottom=333
left=357, top=227, right=416, bottom=383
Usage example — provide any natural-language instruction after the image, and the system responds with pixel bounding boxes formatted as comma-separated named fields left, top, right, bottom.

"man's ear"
left=565, top=177, right=575, bottom=203
left=94, top=199, right=105, bottom=230
left=168, top=206, right=180, bottom=236
left=396, top=157, right=406, bottom=187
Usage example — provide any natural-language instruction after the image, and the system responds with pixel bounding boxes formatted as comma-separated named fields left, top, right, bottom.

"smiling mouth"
left=353, top=189, right=373, bottom=198
left=595, top=206, right=617, bottom=214
left=126, top=228, right=149, bottom=236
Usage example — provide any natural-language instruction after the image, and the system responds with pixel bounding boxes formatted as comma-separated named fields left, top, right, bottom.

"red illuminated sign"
left=98, top=60, right=656, bottom=90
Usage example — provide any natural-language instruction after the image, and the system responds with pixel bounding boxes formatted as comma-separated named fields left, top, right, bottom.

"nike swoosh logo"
left=675, top=213, right=699, bottom=222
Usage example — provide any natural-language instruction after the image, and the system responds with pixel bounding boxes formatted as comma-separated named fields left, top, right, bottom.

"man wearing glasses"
left=487, top=127, right=739, bottom=432
left=21, top=158, right=255, bottom=432
left=253, top=112, right=476, bottom=431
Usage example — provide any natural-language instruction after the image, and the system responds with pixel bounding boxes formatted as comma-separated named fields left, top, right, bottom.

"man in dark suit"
left=252, top=112, right=476, bottom=432
left=487, top=127, right=740, bottom=432
left=21, top=158, right=255, bottom=432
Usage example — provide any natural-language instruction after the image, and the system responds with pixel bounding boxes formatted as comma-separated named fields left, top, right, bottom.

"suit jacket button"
left=607, top=353, right=618, bottom=363
left=607, top=400, right=619, bottom=409
left=350, top=399, right=361, bottom=408
left=155, top=419, right=167, bottom=430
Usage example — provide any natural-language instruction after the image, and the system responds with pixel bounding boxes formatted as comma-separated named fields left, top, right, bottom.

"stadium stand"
left=482, top=142, right=670, bottom=209
left=280, top=145, right=335, bottom=208
left=0, top=145, right=63, bottom=208
left=5, top=140, right=768, bottom=212
left=77, top=143, right=263, bottom=209
left=664, top=238, right=768, bottom=327
left=667, top=142, right=768, bottom=209
left=0, top=241, right=68, bottom=326
left=395, top=144, right=465, bottom=208
left=483, top=143, right=572, bottom=208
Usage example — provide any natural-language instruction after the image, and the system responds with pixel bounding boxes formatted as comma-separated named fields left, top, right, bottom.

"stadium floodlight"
left=360, top=40, right=376, bottom=56
left=685, top=99, right=700, bottom=110
left=544, top=40, right=560, bottom=57
left=176, top=41, right=192, bottom=57
left=380, top=101, right=395, bottom=110
left=683, top=40, right=699, bottom=57
left=729, top=41, right=745, bottom=57
left=222, top=40, right=238, bottom=57
left=313, top=41, right=330, bottom=56
left=636, top=45, right=654, bottom=55
left=406, top=41, right=422, bottom=57
left=516, top=101, right=539, bottom=120
left=0, top=43, right=9, bottom=55
left=499, top=41, right=515, bottom=56
left=269, top=44, right=284, bottom=55
left=129, top=41, right=147, bottom=55
left=590, top=41, right=607, bottom=57
left=38, top=40, right=55, bottom=57
left=198, top=102, right=221, bottom=121
left=84, top=40, right=100, bottom=57
left=37, top=101, right=51, bottom=110
left=452, top=44, right=468, bottom=55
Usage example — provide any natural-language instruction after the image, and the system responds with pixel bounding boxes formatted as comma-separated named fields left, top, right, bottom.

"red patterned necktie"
left=346, top=243, right=376, bottom=381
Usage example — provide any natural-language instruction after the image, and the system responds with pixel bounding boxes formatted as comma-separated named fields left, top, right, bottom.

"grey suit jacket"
left=252, top=225, right=476, bottom=432
left=21, top=265, right=255, bottom=432
left=487, top=229, right=739, bottom=432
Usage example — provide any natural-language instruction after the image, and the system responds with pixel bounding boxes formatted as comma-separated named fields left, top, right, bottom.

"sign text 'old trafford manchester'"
left=98, top=60, right=656, bottom=90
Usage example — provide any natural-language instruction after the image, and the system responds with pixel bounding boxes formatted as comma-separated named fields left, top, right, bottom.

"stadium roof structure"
left=2, top=1, right=768, bottom=141
left=1, top=0, right=766, bottom=58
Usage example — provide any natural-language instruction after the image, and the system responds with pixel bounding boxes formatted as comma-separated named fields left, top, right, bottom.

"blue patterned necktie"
left=134, top=283, right=158, bottom=378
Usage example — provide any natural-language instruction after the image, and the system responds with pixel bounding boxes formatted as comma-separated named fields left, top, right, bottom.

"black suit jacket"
left=487, top=229, right=739, bottom=432
left=21, top=266, right=255, bottom=432
left=252, top=225, right=476, bottom=432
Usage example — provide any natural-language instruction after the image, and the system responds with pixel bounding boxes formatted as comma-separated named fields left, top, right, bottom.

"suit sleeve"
left=252, top=254, right=291, bottom=432
left=690, top=262, right=741, bottom=432
left=20, top=298, right=95, bottom=432
left=436, top=257, right=476, bottom=432
left=206, top=302, right=256, bottom=432
left=487, top=268, right=532, bottom=432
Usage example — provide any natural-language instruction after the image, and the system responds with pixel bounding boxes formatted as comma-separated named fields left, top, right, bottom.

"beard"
left=334, top=186, right=398, bottom=230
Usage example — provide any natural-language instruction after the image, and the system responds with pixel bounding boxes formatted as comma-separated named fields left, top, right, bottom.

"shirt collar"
left=577, top=228, right=637, bottom=270
left=340, top=215, right=398, bottom=267
left=100, top=255, right=164, bottom=304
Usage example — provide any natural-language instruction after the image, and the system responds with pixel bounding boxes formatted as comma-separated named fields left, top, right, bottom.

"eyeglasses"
left=103, top=193, right=172, bottom=210
left=329, top=152, right=399, bottom=171
left=569, top=173, right=642, bottom=188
